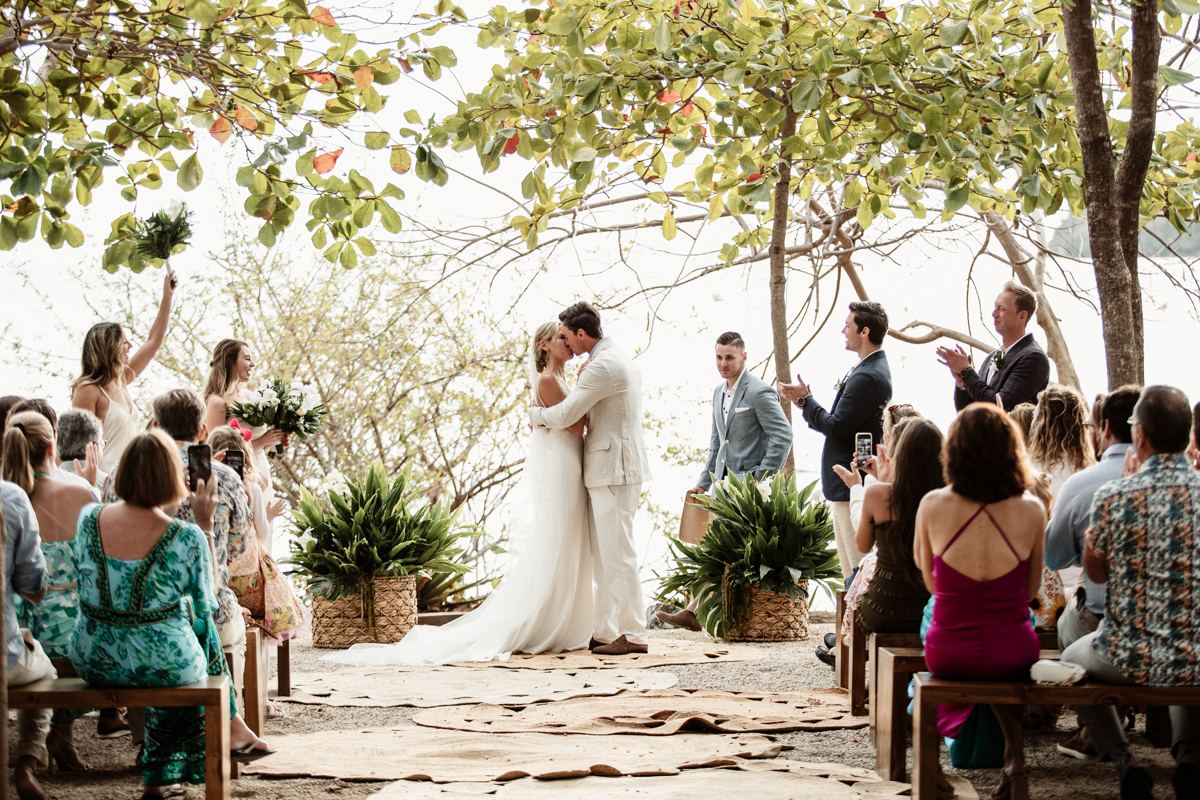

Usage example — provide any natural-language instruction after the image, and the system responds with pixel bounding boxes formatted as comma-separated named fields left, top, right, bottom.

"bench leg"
left=244, top=628, right=266, bottom=737
left=849, top=617, right=867, bottom=716
left=912, top=679, right=940, bottom=800
left=834, top=591, right=846, bottom=688
left=868, top=633, right=879, bottom=739
left=876, top=652, right=912, bottom=782
left=277, top=637, right=291, bottom=698
left=205, top=690, right=231, bottom=800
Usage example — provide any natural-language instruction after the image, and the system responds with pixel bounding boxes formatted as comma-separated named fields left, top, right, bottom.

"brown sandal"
left=990, top=769, right=1029, bottom=800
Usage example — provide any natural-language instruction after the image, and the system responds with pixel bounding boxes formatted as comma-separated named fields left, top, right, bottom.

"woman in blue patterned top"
left=69, top=430, right=273, bottom=795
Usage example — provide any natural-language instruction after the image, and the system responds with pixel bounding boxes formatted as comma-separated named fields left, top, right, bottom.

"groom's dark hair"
left=560, top=302, right=603, bottom=339
left=715, top=331, right=744, bottom=350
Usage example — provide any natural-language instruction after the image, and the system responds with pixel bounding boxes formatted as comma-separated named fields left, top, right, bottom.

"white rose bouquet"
left=228, top=377, right=329, bottom=457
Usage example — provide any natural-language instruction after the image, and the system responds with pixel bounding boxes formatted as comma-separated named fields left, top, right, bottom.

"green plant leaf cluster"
left=657, top=474, right=841, bottom=639
left=408, top=0, right=1200, bottom=262
left=0, top=0, right=422, bottom=266
left=287, top=460, right=470, bottom=607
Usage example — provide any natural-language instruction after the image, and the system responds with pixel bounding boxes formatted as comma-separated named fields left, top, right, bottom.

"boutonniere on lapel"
left=833, top=379, right=845, bottom=394
left=993, top=349, right=1005, bottom=372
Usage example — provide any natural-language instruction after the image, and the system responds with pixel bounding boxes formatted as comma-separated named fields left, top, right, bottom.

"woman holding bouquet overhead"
left=203, top=339, right=286, bottom=500
left=71, top=269, right=177, bottom=474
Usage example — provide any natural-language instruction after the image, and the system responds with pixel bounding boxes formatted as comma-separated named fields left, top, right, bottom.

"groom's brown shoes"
left=655, top=608, right=702, bottom=631
left=591, top=635, right=648, bottom=656
left=588, top=637, right=608, bottom=651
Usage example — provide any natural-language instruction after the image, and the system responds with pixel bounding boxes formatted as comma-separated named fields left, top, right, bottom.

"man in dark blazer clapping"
left=936, top=281, right=1050, bottom=411
left=779, top=302, right=892, bottom=580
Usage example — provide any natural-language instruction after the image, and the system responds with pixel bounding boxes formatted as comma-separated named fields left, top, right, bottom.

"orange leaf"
left=209, top=115, right=232, bottom=144
left=3, top=201, right=17, bottom=212
left=746, top=172, right=763, bottom=182
left=1189, top=153, right=1198, bottom=162
left=673, top=2, right=681, bottom=19
left=306, top=71, right=334, bottom=85
left=311, top=5, right=336, bottom=26
left=353, top=66, right=374, bottom=90
left=397, top=57, right=413, bottom=74
left=234, top=105, right=257, bottom=132
left=503, top=134, right=520, bottom=155
left=873, top=8, right=888, bottom=19
left=680, top=103, right=694, bottom=116
left=313, top=148, right=343, bottom=175
left=657, top=90, right=681, bottom=103
left=184, top=128, right=195, bottom=145
left=217, top=7, right=235, bottom=21
left=528, top=34, right=539, bottom=43
left=697, top=124, right=707, bottom=138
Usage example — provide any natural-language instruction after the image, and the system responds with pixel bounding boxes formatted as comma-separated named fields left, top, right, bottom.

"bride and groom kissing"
left=327, top=301, right=652, bottom=666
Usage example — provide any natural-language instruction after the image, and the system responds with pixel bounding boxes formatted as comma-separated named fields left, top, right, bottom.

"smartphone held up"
left=187, top=444, right=212, bottom=492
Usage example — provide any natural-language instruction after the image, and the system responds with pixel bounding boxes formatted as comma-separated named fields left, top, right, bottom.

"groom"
left=530, top=301, right=653, bottom=655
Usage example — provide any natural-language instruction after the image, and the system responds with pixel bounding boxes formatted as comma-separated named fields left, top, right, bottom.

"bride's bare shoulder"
left=537, top=372, right=568, bottom=406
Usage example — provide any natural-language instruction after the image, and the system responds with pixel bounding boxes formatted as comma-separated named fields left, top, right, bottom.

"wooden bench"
left=873, top=646, right=1059, bottom=781
left=833, top=590, right=847, bottom=688
left=911, top=674, right=1200, bottom=800
left=8, top=675, right=231, bottom=800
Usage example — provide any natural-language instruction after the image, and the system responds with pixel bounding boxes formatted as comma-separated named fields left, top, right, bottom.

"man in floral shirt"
left=1062, top=385, right=1200, bottom=800
left=149, top=389, right=250, bottom=705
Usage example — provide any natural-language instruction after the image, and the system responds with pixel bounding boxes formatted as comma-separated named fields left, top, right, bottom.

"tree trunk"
left=770, top=105, right=798, bottom=475
left=1061, top=0, right=1154, bottom=388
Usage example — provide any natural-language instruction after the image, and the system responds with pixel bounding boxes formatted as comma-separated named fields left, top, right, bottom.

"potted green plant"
left=289, top=460, right=469, bottom=648
left=658, top=474, right=841, bottom=641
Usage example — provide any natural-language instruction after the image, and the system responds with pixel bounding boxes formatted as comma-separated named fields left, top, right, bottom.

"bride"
left=324, top=322, right=594, bottom=665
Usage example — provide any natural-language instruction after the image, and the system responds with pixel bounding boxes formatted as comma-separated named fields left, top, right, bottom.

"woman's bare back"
left=919, top=488, right=1045, bottom=583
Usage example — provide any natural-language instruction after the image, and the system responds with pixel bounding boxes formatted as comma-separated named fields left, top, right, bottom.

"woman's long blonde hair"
left=531, top=322, right=557, bottom=374
left=203, top=339, right=250, bottom=405
left=207, top=425, right=264, bottom=496
left=1029, top=384, right=1097, bottom=473
left=2, top=412, right=55, bottom=496
left=70, top=322, right=128, bottom=396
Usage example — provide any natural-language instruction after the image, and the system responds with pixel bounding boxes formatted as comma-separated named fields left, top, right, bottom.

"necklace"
left=33, top=471, right=51, bottom=478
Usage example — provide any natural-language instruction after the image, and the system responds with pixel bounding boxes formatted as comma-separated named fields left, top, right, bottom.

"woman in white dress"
left=325, top=322, right=594, bottom=666
left=202, top=339, right=287, bottom=501
left=71, top=269, right=177, bottom=474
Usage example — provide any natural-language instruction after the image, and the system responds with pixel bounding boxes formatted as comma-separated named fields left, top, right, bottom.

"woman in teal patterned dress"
left=69, top=431, right=273, bottom=794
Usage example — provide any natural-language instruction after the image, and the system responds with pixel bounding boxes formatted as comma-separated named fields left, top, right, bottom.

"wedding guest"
left=660, top=331, right=792, bottom=631
left=1008, top=402, right=1036, bottom=442
left=208, top=426, right=304, bottom=641
left=0, top=394, right=24, bottom=431
left=3, top=412, right=129, bottom=762
left=8, top=400, right=97, bottom=495
left=778, top=302, right=892, bottom=580
left=71, top=269, right=177, bottom=473
left=915, top=403, right=1044, bottom=799
left=1062, top=386, right=1200, bottom=798
left=1044, top=384, right=1140, bottom=760
left=56, top=408, right=107, bottom=492
left=937, top=281, right=1050, bottom=410
left=69, top=430, right=273, bottom=795
left=202, top=339, right=286, bottom=500
left=3, top=450, right=55, bottom=800
left=1189, top=400, right=1200, bottom=470
left=149, top=389, right=251, bottom=709
left=1028, top=384, right=1096, bottom=493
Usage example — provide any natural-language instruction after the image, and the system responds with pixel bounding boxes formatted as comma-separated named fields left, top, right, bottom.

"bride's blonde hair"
left=531, top=322, right=557, bottom=374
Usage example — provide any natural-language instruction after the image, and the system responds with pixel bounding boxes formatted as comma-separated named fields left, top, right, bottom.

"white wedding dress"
left=323, top=391, right=594, bottom=665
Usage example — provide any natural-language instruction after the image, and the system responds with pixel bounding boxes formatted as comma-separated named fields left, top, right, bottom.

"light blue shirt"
left=1044, top=443, right=1131, bottom=615
left=2, top=480, right=47, bottom=669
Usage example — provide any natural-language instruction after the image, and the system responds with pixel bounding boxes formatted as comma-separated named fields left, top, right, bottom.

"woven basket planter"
left=311, top=575, right=418, bottom=649
left=727, top=581, right=810, bottom=642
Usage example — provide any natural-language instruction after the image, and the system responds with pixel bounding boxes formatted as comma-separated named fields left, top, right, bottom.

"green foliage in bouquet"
left=228, top=377, right=329, bottom=456
left=288, top=461, right=469, bottom=628
left=130, top=203, right=193, bottom=262
left=657, top=474, right=841, bottom=639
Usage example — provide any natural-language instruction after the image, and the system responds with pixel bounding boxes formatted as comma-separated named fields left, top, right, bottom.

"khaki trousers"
left=831, top=501, right=864, bottom=581
left=7, top=634, right=56, bottom=767
left=218, top=611, right=247, bottom=715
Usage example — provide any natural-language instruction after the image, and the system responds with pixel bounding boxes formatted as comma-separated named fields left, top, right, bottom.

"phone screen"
left=855, top=432, right=874, bottom=463
left=188, top=444, right=212, bottom=492
left=224, top=450, right=244, bottom=481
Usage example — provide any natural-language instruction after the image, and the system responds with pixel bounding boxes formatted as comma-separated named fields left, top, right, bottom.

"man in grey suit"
left=657, top=331, right=793, bottom=631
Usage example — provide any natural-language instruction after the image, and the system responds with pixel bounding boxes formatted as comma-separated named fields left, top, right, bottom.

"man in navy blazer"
left=936, top=281, right=1051, bottom=411
left=779, top=302, right=893, bottom=579
left=658, top=332, right=793, bottom=631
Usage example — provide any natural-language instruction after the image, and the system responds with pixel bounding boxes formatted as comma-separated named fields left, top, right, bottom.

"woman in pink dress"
left=915, top=403, right=1045, bottom=800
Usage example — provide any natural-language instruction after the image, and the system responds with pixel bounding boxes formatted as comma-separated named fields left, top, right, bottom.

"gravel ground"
left=9, top=624, right=1180, bottom=799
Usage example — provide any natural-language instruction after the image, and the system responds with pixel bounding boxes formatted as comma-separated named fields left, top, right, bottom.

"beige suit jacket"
left=530, top=337, right=652, bottom=489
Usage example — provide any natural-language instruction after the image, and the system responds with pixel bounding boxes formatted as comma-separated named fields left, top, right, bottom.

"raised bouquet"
left=228, top=378, right=329, bottom=457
